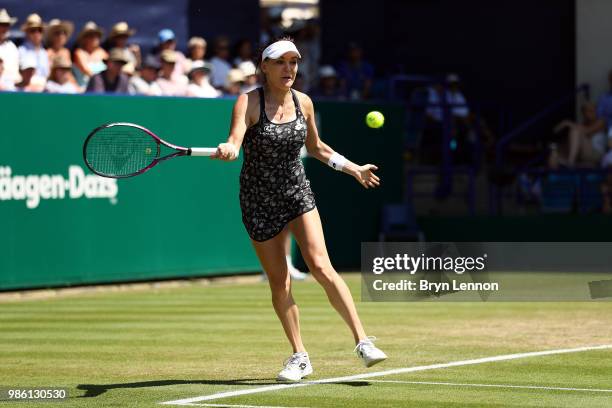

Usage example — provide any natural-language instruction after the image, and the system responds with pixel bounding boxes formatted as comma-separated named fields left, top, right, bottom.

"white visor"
left=261, top=40, right=301, bottom=61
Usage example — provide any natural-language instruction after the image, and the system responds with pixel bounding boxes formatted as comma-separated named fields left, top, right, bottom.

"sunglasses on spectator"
left=28, top=28, right=43, bottom=33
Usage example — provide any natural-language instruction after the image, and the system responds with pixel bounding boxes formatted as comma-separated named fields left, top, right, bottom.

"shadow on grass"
left=77, top=379, right=371, bottom=398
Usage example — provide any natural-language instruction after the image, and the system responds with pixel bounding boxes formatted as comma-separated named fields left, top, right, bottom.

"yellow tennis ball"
left=366, top=111, right=385, bottom=128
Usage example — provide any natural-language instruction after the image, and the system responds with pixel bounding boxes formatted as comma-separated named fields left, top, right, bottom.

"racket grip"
left=189, top=147, right=217, bottom=156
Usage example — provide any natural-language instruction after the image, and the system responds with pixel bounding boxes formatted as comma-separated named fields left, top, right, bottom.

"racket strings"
left=85, top=126, right=159, bottom=177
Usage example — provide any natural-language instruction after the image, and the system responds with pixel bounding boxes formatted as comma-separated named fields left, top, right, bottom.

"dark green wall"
left=0, top=93, right=405, bottom=289
left=0, top=93, right=257, bottom=290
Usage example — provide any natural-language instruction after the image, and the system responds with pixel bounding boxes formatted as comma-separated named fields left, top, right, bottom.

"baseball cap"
left=158, top=28, right=175, bottom=43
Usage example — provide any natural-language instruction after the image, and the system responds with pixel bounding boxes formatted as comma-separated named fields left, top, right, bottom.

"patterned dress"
left=240, top=87, right=316, bottom=241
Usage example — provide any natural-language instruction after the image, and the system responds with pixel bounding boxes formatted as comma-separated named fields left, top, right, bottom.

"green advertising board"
left=0, top=92, right=404, bottom=290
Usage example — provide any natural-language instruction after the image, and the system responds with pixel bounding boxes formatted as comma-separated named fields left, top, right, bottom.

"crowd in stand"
left=0, top=8, right=375, bottom=100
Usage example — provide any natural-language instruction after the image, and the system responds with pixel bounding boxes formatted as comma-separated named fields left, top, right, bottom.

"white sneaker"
left=277, top=352, right=313, bottom=382
left=354, top=336, right=388, bottom=367
left=288, top=265, right=308, bottom=281
left=259, top=267, right=308, bottom=282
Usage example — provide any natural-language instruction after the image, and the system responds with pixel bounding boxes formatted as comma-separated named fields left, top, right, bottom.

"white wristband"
left=328, top=152, right=347, bottom=171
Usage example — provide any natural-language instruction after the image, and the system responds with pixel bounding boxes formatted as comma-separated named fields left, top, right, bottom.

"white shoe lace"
left=283, top=353, right=306, bottom=369
left=354, top=336, right=378, bottom=354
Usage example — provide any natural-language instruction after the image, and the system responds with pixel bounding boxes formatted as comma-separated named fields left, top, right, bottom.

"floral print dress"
left=239, top=87, right=316, bottom=241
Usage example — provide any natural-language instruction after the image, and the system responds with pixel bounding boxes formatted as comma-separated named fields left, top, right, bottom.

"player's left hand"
left=354, top=164, right=380, bottom=189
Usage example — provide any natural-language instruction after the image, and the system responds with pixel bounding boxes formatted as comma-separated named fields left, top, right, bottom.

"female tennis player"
left=212, top=37, right=387, bottom=382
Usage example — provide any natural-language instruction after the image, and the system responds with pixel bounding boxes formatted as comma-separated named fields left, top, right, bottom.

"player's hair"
left=256, top=36, right=296, bottom=83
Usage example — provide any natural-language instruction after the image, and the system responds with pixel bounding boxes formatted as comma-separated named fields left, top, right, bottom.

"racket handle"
left=189, top=147, right=217, bottom=156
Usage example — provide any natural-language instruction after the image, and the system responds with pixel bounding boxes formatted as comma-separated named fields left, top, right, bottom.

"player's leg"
left=289, top=208, right=366, bottom=342
left=289, top=208, right=387, bottom=367
left=252, top=227, right=312, bottom=381
left=252, top=227, right=305, bottom=353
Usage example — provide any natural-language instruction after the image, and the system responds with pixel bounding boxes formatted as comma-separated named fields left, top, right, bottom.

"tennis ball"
left=366, top=111, right=385, bottom=128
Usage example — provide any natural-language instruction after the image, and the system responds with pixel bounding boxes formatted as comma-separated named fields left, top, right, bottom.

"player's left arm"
left=301, top=93, right=380, bottom=189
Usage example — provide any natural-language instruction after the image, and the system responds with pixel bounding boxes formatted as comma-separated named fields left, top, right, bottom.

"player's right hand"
left=211, top=143, right=238, bottom=161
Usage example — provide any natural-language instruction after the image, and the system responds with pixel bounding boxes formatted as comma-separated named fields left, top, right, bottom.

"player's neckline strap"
left=258, top=87, right=302, bottom=126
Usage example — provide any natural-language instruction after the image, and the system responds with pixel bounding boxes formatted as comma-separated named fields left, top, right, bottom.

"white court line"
left=365, top=380, right=612, bottom=393
left=184, top=404, right=310, bottom=408
left=160, top=344, right=612, bottom=405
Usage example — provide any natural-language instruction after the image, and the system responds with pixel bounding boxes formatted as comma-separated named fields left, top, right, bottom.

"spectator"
left=425, top=75, right=476, bottom=165
left=238, top=60, right=258, bottom=93
left=45, top=19, right=74, bottom=64
left=122, top=60, right=135, bottom=77
left=601, top=131, right=612, bottom=168
left=426, top=74, right=470, bottom=121
left=186, top=36, right=206, bottom=71
left=554, top=101, right=606, bottom=167
left=155, top=29, right=188, bottom=78
left=186, top=60, right=220, bottom=98
left=287, top=19, right=320, bottom=92
left=45, top=19, right=78, bottom=88
left=0, top=55, right=15, bottom=91
left=157, top=49, right=187, bottom=96
left=447, top=74, right=469, bottom=117
left=336, top=42, right=373, bottom=100
left=128, top=55, right=162, bottom=96
left=85, top=48, right=129, bottom=93
left=223, top=68, right=244, bottom=97
left=105, top=22, right=140, bottom=74
left=16, top=56, right=45, bottom=92
left=73, top=21, right=108, bottom=87
left=45, top=55, right=79, bottom=93
left=210, top=36, right=232, bottom=89
left=602, top=135, right=612, bottom=214
left=301, top=19, right=321, bottom=91
left=0, top=9, right=19, bottom=84
left=310, top=65, right=343, bottom=99
left=18, top=14, right=50, bottom=80
left=260, top=6, right=284, bottom=46
left=232, top=38, right=253, bottom=66
left=585, top=71, right=612, bottom=134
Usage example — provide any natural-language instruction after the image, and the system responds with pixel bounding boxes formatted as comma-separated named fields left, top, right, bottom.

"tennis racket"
left=83, top=122, right=217, bottom=178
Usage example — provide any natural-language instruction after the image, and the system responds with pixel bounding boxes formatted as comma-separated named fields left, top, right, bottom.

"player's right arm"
left=213, top=93, right=251, bottom=161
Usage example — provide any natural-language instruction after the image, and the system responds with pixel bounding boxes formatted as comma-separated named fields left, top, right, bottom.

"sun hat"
left=0, top=9, right=18, bottom=26
left=44, top=19, right=74, bottom=45
left=109, top=22, right=135, bottom=39
left=21, top=13, right=44, bottom=32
